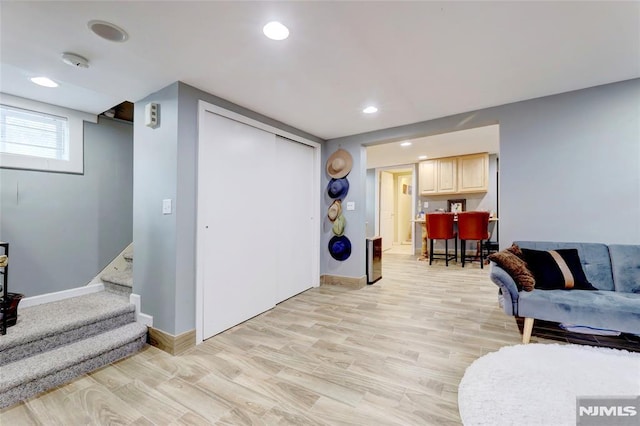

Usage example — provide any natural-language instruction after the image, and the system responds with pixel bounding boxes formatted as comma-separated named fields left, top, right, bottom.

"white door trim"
left=374, top=164, right=416, bottom=253
left=195, top=100, right=321, bottom=345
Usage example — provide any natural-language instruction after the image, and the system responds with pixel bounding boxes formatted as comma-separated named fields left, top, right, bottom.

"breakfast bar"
left=412, top=216, right=499, bottom=261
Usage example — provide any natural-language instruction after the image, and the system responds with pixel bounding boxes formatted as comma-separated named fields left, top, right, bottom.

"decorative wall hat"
left=327, top=199, right=342, bottom=222
left=326, top=148, right=353, bottom=179
left=327, top=177, right=349, bottom=199
left=332, top=214, right=346, bottom=236
left=328, top=235, right=351, bottom=261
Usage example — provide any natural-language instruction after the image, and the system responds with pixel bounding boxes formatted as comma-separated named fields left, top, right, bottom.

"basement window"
left=0, top=94, right=96, bottom=174
left=1, top=105, right=69, bottom=160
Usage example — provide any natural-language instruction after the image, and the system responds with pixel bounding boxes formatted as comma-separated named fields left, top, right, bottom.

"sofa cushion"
left=608, top=244, right=640, bottom=294
left=521, top=248, right=597, bottom=290
left=516, top=242, right=614, bottom=291
left=518, top=289, right=640, bottom=335
left=488, top=244, right=535, bottom=291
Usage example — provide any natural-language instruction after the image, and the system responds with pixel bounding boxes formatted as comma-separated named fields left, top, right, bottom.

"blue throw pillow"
left=521, top=248, right=597, bottom=290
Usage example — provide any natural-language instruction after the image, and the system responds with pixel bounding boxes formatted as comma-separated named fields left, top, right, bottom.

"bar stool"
left=426, top=212, right=457, bottom=266
left=457, top=211, right=490, bottom=268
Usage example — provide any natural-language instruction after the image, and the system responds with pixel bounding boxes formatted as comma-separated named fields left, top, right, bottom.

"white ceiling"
left=366, top=124, right=499, bottom=169
left=1, top=1, right=638, bottom=141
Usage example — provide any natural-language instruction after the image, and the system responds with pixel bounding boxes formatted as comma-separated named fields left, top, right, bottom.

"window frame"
left=0, top=93, right=97, bottom=174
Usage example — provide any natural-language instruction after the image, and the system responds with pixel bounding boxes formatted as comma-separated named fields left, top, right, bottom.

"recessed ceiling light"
left=263, top=21, right=289, bottom=40
left=400, top=142, right=412, bottom=147
left=30, top=77, right=58, bottom=88
left=88, top=20, right=129, bottom=42
left=418, top=155, right=428, bottom=160
left=362, top=106, right=378, bottom=114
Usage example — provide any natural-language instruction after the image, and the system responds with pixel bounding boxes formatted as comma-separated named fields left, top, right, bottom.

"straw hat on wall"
left=326, top=148, right=353, bottom=179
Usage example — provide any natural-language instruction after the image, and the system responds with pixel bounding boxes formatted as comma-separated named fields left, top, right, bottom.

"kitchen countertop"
left=412, top=217, right=499, bottom=223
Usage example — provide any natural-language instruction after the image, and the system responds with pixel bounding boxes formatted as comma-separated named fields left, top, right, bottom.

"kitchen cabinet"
left=418, top=160, right=437, bottom=194
left=419, top=153, right=488, bottom=195
left=437, top=157, right=457, bottom=194
left=458, top=153, right=488, bottom=193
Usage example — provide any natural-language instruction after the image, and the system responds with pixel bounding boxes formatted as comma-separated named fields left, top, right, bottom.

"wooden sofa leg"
left=522, top=317, right=534, bottom=344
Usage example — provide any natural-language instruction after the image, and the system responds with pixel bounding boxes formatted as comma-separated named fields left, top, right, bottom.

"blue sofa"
left=489, top=241, right=640, bottom=343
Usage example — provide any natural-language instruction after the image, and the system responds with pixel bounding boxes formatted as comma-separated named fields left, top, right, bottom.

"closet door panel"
left=199, top=111, right=277, bottom=339
left=275, top=136, right=315, bottom=301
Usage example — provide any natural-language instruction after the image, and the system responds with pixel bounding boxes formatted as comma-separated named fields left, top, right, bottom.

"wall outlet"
left=423, top=201, right=429, bottom=209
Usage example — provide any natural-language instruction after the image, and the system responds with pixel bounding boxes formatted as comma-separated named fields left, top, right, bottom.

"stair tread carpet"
left=0, top=322, right=147, bottom=409
left=0, top=292, right=133, bottom=353
left=101, top=270, right=133, bottom=288
left=0, top=322, right=147, bottom=392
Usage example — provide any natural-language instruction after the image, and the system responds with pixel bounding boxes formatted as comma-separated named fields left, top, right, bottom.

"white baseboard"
left=19, top=285, right=153, bottom=327
left=20, top=283, right=105, bottom=309
left=130, top=293, right=153, bottom=327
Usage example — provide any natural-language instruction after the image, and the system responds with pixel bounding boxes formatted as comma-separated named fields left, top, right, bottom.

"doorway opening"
left=378, top=167, right=415, bottom=254
left=365, top=124, right=500, bottom=258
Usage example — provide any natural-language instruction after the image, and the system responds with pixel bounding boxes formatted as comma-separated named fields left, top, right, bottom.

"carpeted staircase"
left=100, top=248, right=133, bottom=295
left=0, top=250, right=146, bottom=409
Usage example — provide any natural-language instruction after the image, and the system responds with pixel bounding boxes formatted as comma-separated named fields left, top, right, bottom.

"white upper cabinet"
left=418, top=160, right=437, bottom=194
left=419, top=153, right=488, bottom=195
left=437, top=157, right=458, bottom=194
left=457, top=153, right=489, bottom=193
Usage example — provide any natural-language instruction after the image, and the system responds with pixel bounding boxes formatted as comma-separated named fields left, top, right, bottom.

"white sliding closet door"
left=199, top=111, right=277, bottom=339
left=275, top=136, right=315, bottom=301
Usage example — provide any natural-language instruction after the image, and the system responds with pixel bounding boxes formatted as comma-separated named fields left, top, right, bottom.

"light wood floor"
left=0, top=254, right=583, bottom=425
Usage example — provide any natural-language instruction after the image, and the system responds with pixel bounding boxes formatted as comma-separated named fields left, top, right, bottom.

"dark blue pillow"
left=521, top=248, right=597, bottom=290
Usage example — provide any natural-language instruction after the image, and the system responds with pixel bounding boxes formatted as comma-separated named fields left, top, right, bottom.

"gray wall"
left=133, top=83, right=180, bottom=334
left=0, top=117, right=133, bottom=296
left=321, top=144, right=367, bottom=278
left=133, top=81, right=322, bottom=336
left=499, top=83, right=639, bottom=244
left=324, top=79, right=640, bottom=278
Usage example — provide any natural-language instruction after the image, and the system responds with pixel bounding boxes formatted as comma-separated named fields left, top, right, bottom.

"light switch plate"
left=346, top=201, right=355, bottom=211
left=424, top=201, right=429, bottom=209
left=162, top=199, right=172, bottom=214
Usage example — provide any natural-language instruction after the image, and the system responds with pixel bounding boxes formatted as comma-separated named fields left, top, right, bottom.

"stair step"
left=0, top=292, right=135, bottom=367
left=123, top=250, right=133, bottom=264
left=101, top=270, right=133, bottom=288
left=101, top=269, right=133, bottom=296
left=0, top=322, right=147, bottom=409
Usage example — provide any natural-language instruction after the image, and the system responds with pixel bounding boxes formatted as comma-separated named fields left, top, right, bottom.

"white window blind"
left=0, top=104, right=69, bottom=160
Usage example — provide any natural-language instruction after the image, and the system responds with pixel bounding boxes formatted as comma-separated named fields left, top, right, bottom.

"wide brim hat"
left=327, top=178, right=349, bottom=199
left=328, top=235, right=351, bottom=261
left=332, top=214, right=346, bottom=236
left=326, top=149, right=353, bottom=179
left=327, top=199, right=342, bottom=222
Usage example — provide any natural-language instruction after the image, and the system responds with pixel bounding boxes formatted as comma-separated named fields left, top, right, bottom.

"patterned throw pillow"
left=488, top=243, right=535, bottom=291
left=520, top=248, right=597, bottom=291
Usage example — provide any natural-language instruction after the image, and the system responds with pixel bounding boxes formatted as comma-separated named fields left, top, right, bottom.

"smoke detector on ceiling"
left=61, top=52, right=89, bottom=69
